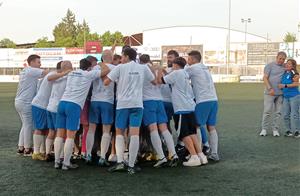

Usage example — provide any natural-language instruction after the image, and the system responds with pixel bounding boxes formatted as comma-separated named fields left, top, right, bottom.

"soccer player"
left=55, top=58, right=109, bottom=170
left=159, top=57, right=208, bottom=167
left=86, top=50, right=116, bottom=166
left=15, top=55, right=48, bottom=156
left=139, top=54, right=179, bottom=168
left=185, top=50, right=220, bottom=161
left=104, top=48, right=155, bottom=174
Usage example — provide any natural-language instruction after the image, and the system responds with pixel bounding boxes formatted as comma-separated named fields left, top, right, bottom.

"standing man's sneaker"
left=62, top=163, right=79, bottom=170
left=153, top=157, right=168, bottom=168
left=208, top=153, right=220, bottom=162
left=127, top=166, right=141, bottom=175
left=98, top=157, right=110, bottom=167
left=259, top=129, right=267, bottom=136
left=183, top=155, right=201, bottom=167
left=273, top=130, right=280, bottom=137
left=107, top=162, right=126, bottom=172
left=17, top=148, right=24, bottom=155
left=294, top=131, right=300, bottom=138
left=169, top=155, right=180, bottom=167
left=198, top=153, right=208, bottom=165
left=284, top=131, right=293, bottom=137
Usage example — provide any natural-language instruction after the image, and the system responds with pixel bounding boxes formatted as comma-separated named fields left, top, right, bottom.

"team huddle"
left=15, top=47, right=220, bottom=174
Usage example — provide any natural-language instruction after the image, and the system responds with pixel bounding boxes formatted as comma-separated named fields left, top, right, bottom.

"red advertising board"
left=85, top=41, right=102, bottom=54
left=66, top=48, right=85, bottom=54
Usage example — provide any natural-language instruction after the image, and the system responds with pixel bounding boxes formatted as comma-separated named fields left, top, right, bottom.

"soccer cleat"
left=32, top=153, right=46, bottom=161
left=85, top=154, right=92, bottom=164
left=17, top=148, right=24, bottom=155
left=284, top=131, right=293, bottom=137
left=202, top=145, right=211, bottom=156
left=46, top=154, right=55, bottom=162
left=198, top=153, right=208, bottom=165
left=153, top=157, right=168, bottom=168
left=107, top=162, right=126, bottom=172
left=208, top=153, right=220, bottom=162
left=168, top=155, right=180, bottom=167
left=108, top=154, right=117, bottom=162
left=62, top=163, right=79, bottom=170
left=183, top=156, right=201, bottom=167
left=54, top=162, right=62, bottom=169
left=294, top=131, right=300, bottom=138
left=273, top=130, right=280, bottom=137
left=127, top=166, right=141, bottom=175
left=98, top=157, right=110, bottom=167
left=23, top=149, right=33, bottom=157
left=259, top=129, right=267, bottom=136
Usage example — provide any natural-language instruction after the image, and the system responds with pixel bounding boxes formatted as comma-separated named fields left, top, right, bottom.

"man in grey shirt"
left=260, top=51, right=286, bottom=137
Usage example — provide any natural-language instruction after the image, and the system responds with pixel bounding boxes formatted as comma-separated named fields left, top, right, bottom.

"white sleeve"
left=107, top=65, right=120, bottom=82
left=184, top=66, right=193, bottom=77
left=87, top=70, right=101, bottom=80
left=144, top=65, right=155, bottom=82
left=28, top=67, right=43, bottom=78
left=163, top=71, right=176, bottom=85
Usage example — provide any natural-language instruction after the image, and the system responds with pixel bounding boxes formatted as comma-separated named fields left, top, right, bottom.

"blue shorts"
left=143, top=100, right=168, bottom=126
left=89, top=101, right=114, bottom=125
left=163, top=102, right=174, bottom=121
left=115, top=108, right=143, bottom=130
left=47, top=111, right=57, bottom=130
left=56, top=101, right=81, bottom=131
left=32, top=105, right=48, bottom=130
left=195, top=101, right=218, bottom=126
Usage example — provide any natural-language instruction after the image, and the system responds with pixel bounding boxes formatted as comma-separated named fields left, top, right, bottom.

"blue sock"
left=200, top=126, right=208, bottom=145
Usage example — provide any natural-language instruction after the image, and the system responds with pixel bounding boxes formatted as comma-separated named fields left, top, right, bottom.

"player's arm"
left=41, top=69, right=49, bottom=78
left=99, top=62, right=110, bottom=77
left=48, top=70, right=71, bottom=81
left=263, top=66, right=275, bottom=96
left=279, top=74, right=300, bottom=88
left=103, top=76, right=112, bottom=86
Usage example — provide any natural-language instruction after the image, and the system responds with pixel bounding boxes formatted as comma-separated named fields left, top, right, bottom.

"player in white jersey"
left=15, top=55, right=48, bottom=156
left=185, top=51, right=220, bottom=161
left=44, top=61, right=73, bottom=162
left=104, top=48, right=155, bottom=174
left=55, top=58, right=109, bottom=170
left=85, top=50, right=115, bottom=166
left=159, top=57, right=208, bottom=167
left=31, top=61, right=72, bottom=161
left=139, top=54, right=179, bottom=168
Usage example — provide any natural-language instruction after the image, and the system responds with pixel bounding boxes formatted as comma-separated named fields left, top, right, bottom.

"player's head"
left=276, top=51, right=287, bottom=65
left=188, top=50, right=202, bottom=65
left=167, top=50, right=179, bottom=67
left=112, top=54, right=122, bottom=65
left=102, top=50, right=113, bottom=64
left=61, top=60, right=73, bottom=72
left=139, top=54, right=151, bottom=64
left=27, top=54, right=41, bottom=68
left=79, top=58, right=92, bottom=71
left=172, top=57, right=186, bottom=70
left=121, top=48, right=137, bottom=64
left=56, top=61, right=63, bottom=73
left=86, top=55, right=98, bottom=67
left=286, top=59, right=298, bottom=73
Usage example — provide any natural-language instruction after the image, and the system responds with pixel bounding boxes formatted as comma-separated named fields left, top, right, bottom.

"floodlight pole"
left=226, top=0, right=231, bottom=75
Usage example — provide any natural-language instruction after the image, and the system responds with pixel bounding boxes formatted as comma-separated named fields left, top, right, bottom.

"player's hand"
left=269, top=88, right=275, bottom=96
left=278, top=84, right=285, bottom=89
left=293, top=74, right=299, bottom=82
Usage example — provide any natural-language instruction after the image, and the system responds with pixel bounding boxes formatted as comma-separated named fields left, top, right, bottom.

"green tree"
left=0, top=38, right=16, bottom=48
left=100, top=31, right=124, bottom=46
left=34, top=37, right=53, bottom=48
left=76, top=20, right=101, bottom=47
left=283, top=32, right=297, bottom=43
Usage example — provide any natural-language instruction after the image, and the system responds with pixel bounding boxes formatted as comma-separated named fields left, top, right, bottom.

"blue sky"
left=0, top=0, right=299, bottom=43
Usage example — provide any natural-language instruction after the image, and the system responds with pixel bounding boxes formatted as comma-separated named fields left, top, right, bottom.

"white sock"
left=198, top=152, right=206, bottom=158
left=161, top=130, right=177, bottom=158
left=33, top=134, right=43, bottom=154
left=204, top=142, right=209, bottom=147
left=209, top=129, right=218, bottom=154
left=54, top=137, right=64, bottom=163
left=128, top=135, right=139, bottom=167
left=196, top=128, right=202, bottom=145
left=100, top=132, right=111, bottom=159
left=60, top=142, right=65, bottom=159
left=46, top=138, right=54, bottom=155
left=86, top=130, right=95, bottom=156
left=150, top=130, right=165, bottom=159
left=63, top=138, right=74, bottom=166
left=115, top=135, right=125, bottom=163
left=190, top=154, right=200, bottom=161
left=40, top=135, right=46, bottom=154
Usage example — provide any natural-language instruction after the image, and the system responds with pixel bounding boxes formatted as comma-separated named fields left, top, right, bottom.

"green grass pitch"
left=0, top=83, right=299, bottom=196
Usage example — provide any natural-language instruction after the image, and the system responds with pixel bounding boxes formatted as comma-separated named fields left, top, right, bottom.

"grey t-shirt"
left=264, top=62, right=285, bottom=95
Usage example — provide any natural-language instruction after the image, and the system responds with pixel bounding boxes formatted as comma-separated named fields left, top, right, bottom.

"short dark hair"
left=173, top=57, right=187, bottom=68
left=113, top=54, right=121, bottom=60
left=122, top=45, right=131, bottom=53
left=86, top=55, right=98, bottom=63
left=188, top=50, right=202, bottom=62
left=277, top=51, right=287, bottom=58
left=27, top=54, right=40, bottom=64
left=123, top=48, right=137, bottom=61
left=167, top=50, right=179, bottom=57
left=79, top=58, right=92, bottom=70
left=56, top=61, right=63, bottom=70
left=139, top=54, right=150, bottom=64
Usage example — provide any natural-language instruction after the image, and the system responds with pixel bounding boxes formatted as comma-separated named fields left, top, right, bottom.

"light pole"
left=226, top=0, right=231, bottom=75
left=241, top=18, right=251, bottom=43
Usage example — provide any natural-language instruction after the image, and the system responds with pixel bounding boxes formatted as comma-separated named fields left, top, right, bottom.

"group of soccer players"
left=15, top=46, right=220, bottom=174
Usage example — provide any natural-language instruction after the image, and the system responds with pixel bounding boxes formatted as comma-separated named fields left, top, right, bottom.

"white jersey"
left=15, top=66, right=44, bottom=104
left=185, top=63, right=218, bottom=104
left=91, top=64, right=115, bottom=104
left=47, top=76, right=68, bottom=113
left=163, top=69, right=195, bottom=113
left=32, top=72, right=56, bottom=109
left=107, top=61, right=155, bottom=109
left=160, top=67, right=172, bottom=102
left=142, top=64, right=162, bottom=101
left=61, top=69, right=101, bottom=109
